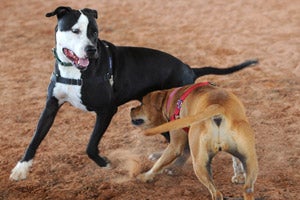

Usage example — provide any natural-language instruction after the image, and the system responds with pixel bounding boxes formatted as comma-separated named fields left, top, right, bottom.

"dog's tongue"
left=78, top=58, right=89, bottom=67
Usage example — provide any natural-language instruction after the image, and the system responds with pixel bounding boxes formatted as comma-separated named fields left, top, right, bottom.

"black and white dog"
left=10, top=6, right=257, bottom=181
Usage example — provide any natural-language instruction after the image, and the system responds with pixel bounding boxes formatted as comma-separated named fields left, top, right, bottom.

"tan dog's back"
left=145, top=87, right=247, bottom=136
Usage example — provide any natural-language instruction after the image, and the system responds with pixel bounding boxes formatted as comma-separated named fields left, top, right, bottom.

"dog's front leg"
left=10, top=97, right=60, bottom=181
left=138, top=130, right=187, bottom=182
left=86, top=108, right=117, bottom=168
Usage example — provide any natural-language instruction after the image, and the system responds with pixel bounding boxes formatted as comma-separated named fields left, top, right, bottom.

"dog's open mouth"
left=63, top=48, right=89, bottom=70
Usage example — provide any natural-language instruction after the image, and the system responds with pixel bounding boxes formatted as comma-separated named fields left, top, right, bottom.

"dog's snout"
left=131, top=119, right=145, bottom=126
left=85, top=45, right=97, bottom=57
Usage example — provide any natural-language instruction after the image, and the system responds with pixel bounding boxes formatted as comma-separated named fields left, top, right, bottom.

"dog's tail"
left=192, top=59, right=258, bottom=77
left=144, top=104, right=225, bottom=136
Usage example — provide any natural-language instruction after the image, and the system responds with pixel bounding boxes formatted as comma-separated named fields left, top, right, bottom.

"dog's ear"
left=45, top=6, right=72, bottom=18
left=150, top=91, right=167, bottom=111
left=81, top=8, right=98, bottom=19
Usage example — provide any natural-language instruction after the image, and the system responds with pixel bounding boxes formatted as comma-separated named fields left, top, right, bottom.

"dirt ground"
left=1, top=0, right=299, bottom=199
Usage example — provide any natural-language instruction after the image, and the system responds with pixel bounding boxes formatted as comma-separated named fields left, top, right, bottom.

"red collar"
left=166, top=82, right=211, bottom=132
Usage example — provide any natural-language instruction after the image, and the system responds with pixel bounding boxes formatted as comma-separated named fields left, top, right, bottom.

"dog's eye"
left=71, top=28, right=80, bottom=34
left=91, top=29, right=98, bottom=37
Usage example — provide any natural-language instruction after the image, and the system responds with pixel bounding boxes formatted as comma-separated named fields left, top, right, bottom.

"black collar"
left=51, top=72, right=82, bottom=86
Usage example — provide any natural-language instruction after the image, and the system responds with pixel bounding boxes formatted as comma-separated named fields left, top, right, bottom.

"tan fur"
left=131, top=84, right=258, bottom=200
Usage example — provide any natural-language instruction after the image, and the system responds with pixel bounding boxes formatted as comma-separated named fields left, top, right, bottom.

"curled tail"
left=144, top=104, right=225, bottom=136
left=192, top=59, right=258, bottom=77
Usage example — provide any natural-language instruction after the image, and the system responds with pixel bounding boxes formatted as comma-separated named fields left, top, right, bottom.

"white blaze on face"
left=56, top=12, right=92, bottom=63
left=51, top=12, right=92, bottom=111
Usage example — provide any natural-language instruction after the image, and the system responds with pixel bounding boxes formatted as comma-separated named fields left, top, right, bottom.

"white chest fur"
left=52, top=66, right=87, bottom=111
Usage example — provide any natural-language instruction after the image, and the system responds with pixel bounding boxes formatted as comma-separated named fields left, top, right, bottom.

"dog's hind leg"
left=232, top=121, right=258, bottom=200
left=231, top=156, right=245, bottom=184
left=242, top=147, right=258, bottom=200
left=10, top=97, right=60, bottom=181
left=233, top=149, right=258, bottom=200
left=189, top=127, right=223, bottom=200
left=191, top=148, right=223, bottom=199
left=243, top=158, right=258, bottom=200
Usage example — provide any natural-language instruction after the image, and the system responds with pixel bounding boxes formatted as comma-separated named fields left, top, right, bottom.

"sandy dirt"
left=1, top=0, right=299, bottom=199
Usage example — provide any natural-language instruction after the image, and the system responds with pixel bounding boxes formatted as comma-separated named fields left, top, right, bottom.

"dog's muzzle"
left=85, top=45, right=98, bottom=58
left=62, top=46, right=98, bottom=71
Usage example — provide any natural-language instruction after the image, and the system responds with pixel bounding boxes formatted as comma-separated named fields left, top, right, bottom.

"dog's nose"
left=85, top=45, right=97, bottom=57
left=131, top=119, right=145, bottom=126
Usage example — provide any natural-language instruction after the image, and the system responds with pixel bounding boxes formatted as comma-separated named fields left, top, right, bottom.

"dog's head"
left=131, top=91, right=168, bottom=129
left=46, top=6, right=99, bottom=71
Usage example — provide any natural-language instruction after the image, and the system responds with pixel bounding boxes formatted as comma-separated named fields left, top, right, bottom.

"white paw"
left=10, top=160, right=33, bottom=181
left=103, top=163, right=112, bottom=169
left=101, top=157, right=112, bottom=169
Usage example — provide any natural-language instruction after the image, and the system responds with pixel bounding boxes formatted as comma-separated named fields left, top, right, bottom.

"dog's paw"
left=163, top=167, right=180, bottom=176
left=101, top=156, right=112, bottom=169
left=148, top=152, right=162, bottom=161
left=163, top=168, right=175, bottom=176
left=231, top=174, right=245, bottom=184
left=136, top=172, right=154, bottom=183
left=10, top=160, right=33, bottom=181
left=103, top=163, right=112, bottom=169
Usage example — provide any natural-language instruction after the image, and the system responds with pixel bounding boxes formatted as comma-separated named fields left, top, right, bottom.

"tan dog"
left=131, top=82, right=258, bottom=200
